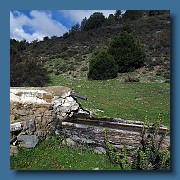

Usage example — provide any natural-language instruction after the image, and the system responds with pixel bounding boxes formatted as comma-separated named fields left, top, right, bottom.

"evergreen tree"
left=114, top=10, right=122, bottom=21
left=81, top=12, right=105, bottom=30
left=106, top=14, right=116, bottom=25
left=108, top=31, right=146, bottom=72
left=122, top=10, right=145, bottom=21
left=81, top=17, right=87, bottom=31
left=88, top=51, right=118, bottom=80
left=69, top=23, right=80, bottom=34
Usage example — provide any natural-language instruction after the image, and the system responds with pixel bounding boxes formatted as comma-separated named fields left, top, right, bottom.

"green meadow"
left=46, top=74, right=170, bottom=126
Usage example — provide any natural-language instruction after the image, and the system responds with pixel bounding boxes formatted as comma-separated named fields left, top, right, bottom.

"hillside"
left=10, top=10, right=170, bottom=84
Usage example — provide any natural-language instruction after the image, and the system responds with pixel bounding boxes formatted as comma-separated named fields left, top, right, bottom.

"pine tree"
left=88, top=51, right=118, bottom=80
left=108, top=31, right=146, bottom=72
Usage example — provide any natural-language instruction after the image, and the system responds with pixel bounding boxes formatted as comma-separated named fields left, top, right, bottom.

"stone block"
left=17, top=135, right=39, bottom=148
left=62, top=138, right=76, bottom=147
left=26, top=119, right=36, bottom=132
left=42, top=118, right=47, bottom=126
left=17, top=109, right=27, bottom=116
left=10, top=115, right=15, bottom=122
left=93, top=147, right=106, bottom=154
left=57, top=106, right=71, bottom=113
left=43, top=93, right=53, bottom=103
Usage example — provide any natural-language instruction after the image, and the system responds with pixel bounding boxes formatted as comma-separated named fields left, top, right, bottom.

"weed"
left=104, top=128, right=132, bottom=170
left=104, top=114, right=170, bottom=170
left=133, top=113, right=170, bottom=170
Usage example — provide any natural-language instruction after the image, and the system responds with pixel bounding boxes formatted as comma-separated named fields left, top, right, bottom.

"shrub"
left=163, top=72, right=170, bottom=79
left=124, top=75, right=140, bottom=82
left=81, top=66, right=88, bottom=72
left=120, top=25, right=132, bottom=33
left=61, top=44, right=68, bottom=51
left=108, top=31, right=146, bottom=73
left=88, top=51, right=118, bottom=80
left=10, top=41, right=49, bottom=87
left=132, top=114, right=170, bottom=170
left=10, top=57, right=49, bottom=87
left=104, top=128, right=131, bottom=170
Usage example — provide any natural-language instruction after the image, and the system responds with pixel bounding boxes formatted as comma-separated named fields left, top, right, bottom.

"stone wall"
left=60, top=119, right=170, bottom=160
left=10, top=86, right=170, bottom=159
left=10, top=86, right=89, bottom=153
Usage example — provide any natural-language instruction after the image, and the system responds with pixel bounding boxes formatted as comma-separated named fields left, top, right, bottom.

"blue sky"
left=10, top=10, right=120, bottom=42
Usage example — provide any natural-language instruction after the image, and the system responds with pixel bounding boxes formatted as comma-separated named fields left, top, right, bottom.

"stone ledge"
left=10, top=86, right=72, bottom=104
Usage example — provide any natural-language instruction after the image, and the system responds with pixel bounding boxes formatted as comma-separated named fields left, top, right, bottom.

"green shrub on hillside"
left=88, top=51, right=118, bottom=80
left=108, top=31, right=146, bottom=73
left=10, top=43, right=49, bottom=87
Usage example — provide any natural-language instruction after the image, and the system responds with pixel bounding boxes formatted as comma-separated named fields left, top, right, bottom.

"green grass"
left=10, top=137, right=120, bottom=170
left=11, top=75, right=170, bottom=170
left=46, top=74, right=170, bottom=126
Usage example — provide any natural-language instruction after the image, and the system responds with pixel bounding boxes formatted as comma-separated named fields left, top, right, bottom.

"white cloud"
left=60, top=10, right=116, bottom=24
left=10, top=10, right=124, bottom=42
left=10, top=10, right=69, bottom=42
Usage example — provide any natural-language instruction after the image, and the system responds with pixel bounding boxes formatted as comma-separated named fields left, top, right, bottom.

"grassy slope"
left=46, top=75, right=170, bottom=126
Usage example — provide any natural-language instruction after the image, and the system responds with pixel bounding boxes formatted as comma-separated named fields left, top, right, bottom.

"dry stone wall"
left=61, top=119, right=170, bottom=159
left=10, top=86, right=89, bottom=154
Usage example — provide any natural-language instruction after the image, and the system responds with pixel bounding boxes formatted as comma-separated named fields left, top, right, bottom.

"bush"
left=88, top=51, right=118, bottom=80
left=163, top=71, right=170, bottom=79
left=120, top=25, right=132, bottom=33
left=61, top=44, right=68, bottom=51
left=10, top=57, right=49, bottom=87
left=124, top=75, right=140, bottom=82
left=133, top=114, right=170, bottom=170
left=10, top=44, right=49, bottom=87
left=108, top=31, right=146, bottom=73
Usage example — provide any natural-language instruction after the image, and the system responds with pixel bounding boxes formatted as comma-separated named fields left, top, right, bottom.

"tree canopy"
left=88, top=51, right=118, bottom=80
left=108, top=31, right=146, bottom=72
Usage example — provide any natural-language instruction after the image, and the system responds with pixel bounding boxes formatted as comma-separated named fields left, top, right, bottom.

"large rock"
left=17, top=135, right=39, bottom=148
left=93, top=147, right=106, bottom=154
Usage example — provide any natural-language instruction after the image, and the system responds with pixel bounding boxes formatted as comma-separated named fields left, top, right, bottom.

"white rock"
left=10, top=89, right=49, bottom=104
left=61, top=101, right=76, bottom=107
left=93, top=168, right=100, bottom=170
left=65, top=96, right=74, bottom=102
left=10, top=122, right=22, bottom=132
left=71, top=103, right=79, bottom=111
left=62, top=138, right=76, bottom=147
